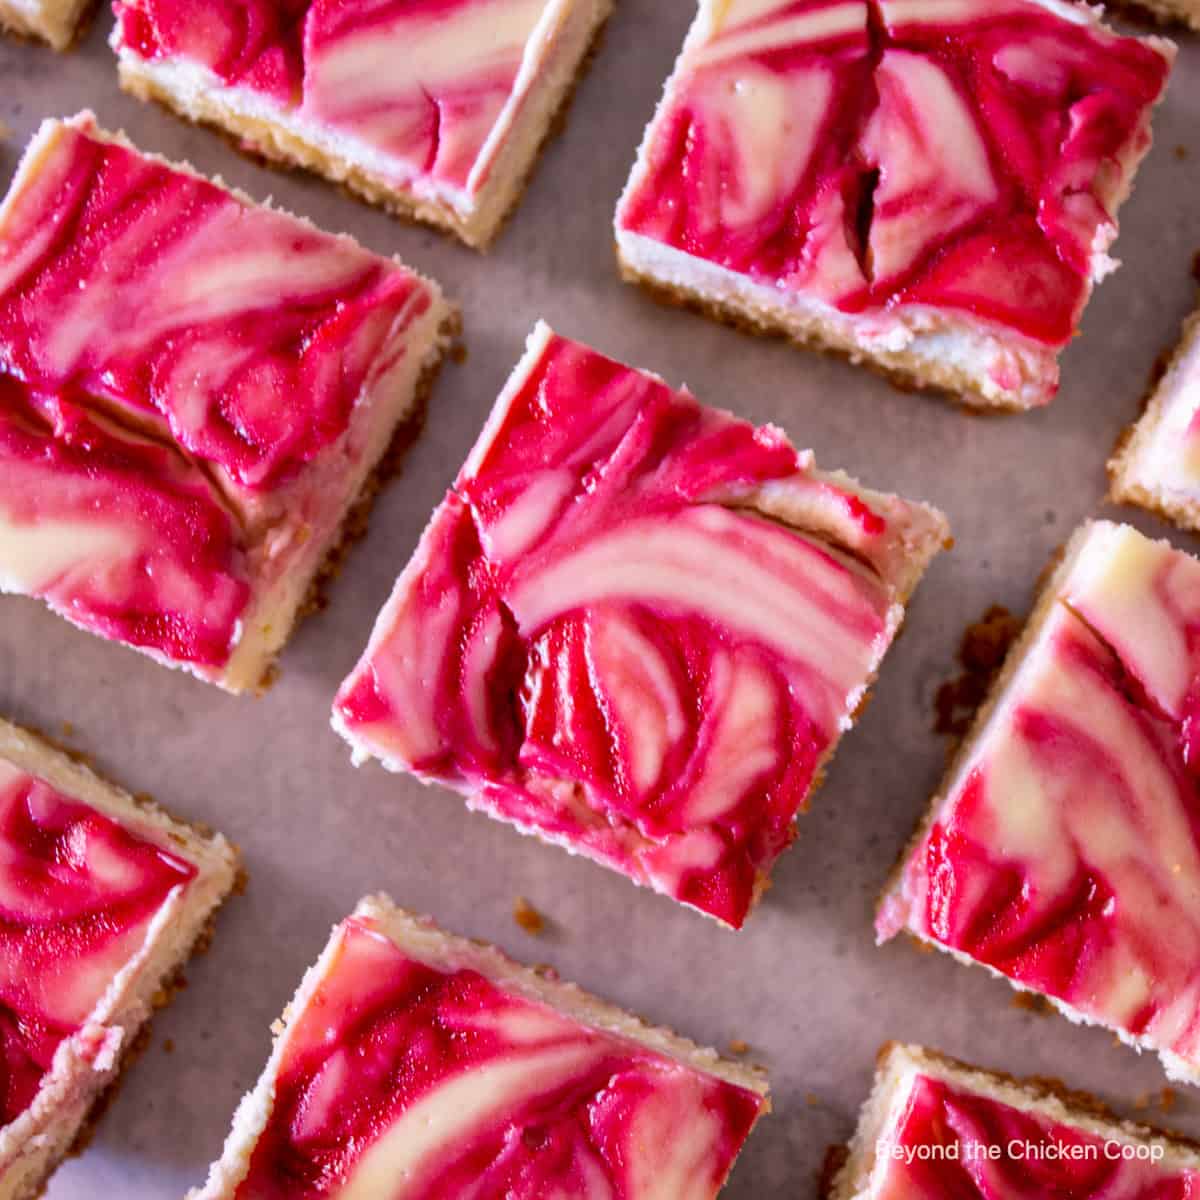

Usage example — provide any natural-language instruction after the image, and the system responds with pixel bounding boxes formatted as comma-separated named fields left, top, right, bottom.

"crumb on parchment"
left=934, top=605, right=1021, bottom=741
left=513, top=896, right=546, bottom=936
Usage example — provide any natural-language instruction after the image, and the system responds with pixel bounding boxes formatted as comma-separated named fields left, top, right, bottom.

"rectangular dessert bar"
left=0, top=112, right=455, bottom=693
left=334, top=322, right=949, bottom=928
left=0, top=0, right=91, bottom=49
left=614, top=0, right=1174, bottom=410
left=0, top=717, right=239, bottom=1200
left=191, top=894, right=768, bottom=1199
left=829, top=1043, right=1200, bottom=1200
left=879, top=521, right=1200, bottom=1082
left=1111, top=308, right=1200, bottom=533
left=111, top=0, right=613, bottom=249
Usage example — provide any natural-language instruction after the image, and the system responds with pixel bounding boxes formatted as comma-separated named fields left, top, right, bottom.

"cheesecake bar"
left=111, top=0, right=613, bottom=249
left=0, top=112, right=454, bottom=693
left=0, top=718, right=238, bottom=1200
left=334, top=323, right=948, bottom=928
left=615, top=0, right=1174, bottom=410
left=829, top=1043, right=1200, bottom=1200
left=879, top=521, right=1200, bottom=1082
left=191, top=895, right=768, bottom=1199
left=1111, top=309, right=1200, bottom=532
left=0, top=0, right=91, bottom=48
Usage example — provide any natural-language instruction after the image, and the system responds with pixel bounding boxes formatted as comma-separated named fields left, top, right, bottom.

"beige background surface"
left=3, top=4, right=1200, bottom=1196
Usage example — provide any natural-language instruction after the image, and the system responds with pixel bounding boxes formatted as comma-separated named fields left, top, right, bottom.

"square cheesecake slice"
left=191, top=895, right=768, bottom=1199
left=0, top=717, right=239, bottom=1200
left=334, top=322, right=949, bottom=928
left=0, top=0, right=91, bottom=49
left=879, top=521, right=1200, bottom=1083
left=829, top=1043, right=1200, bottom=1200
left=1111, top=308, right=1200, bottom=533
left=615, top=0, right=1174, bottom=410
left=111, top=0, right=613, bottom=249
left=0, top=112, right=455, bottom=693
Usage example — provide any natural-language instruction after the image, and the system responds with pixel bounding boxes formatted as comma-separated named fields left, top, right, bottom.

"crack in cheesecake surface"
left=113, top=0, right=556, bottom=199
left=336, top=327, right=944, bottom=927
left=618, top=0, right=1171, bottom=349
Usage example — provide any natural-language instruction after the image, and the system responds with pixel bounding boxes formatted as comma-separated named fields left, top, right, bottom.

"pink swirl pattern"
left=335, top=326, right=945, bottom=927
left=0, top=379, right=250, bottom=668
left=879, top=524, right=1200, bottom=1075
left=114, top=0, right=556, bottom=196
left=0, top=761, right=196, bottom=1126
left=875, top=1072, right=1200, bottom=1199
left=233, top=915, right=764, bottom=1199
left=0, top=118, right=430, bottom=506
left=0, top=114, right=436, bottom=675
left=617, top=0, right=1171, bottom=349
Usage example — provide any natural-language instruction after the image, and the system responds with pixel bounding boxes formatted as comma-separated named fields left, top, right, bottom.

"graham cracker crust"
left=1107, top=0, right=1200, bottom=31
left=118, top=11, right=611, bottom=250
left=0, top=0, right=99, bottom=51
left=818, top=1144, right=850, bottom=1199
left=257, top=312, right=461, bottom=693
left=617, top=261, right=1025, bottom=415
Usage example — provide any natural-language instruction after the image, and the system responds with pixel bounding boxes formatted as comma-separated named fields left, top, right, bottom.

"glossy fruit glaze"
left=879, top=523, right=1200, bottom=1073
left=617, top=0, right=1172, bottom=350
left=336, top=326, right=943, bottom=927
left=113, top=0, right=555, bottom=196
left=870, top=1069, right=1200, bottom=1199
left=233, top=914, right=764, bottom=1199
left=0, top=760, right=196, bottom=1126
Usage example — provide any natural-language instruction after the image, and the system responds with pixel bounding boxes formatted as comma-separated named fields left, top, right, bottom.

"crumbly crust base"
left=116, top=0, right=612, bottom=250
left=617, top=257, right=1035, bottom=414
left=1114, top=0, right=1200, bottom=31
left=0, top=0, right=95, bottom=50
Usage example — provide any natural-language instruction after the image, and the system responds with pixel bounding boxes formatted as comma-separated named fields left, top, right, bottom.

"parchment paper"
left=3, top=6, right=1200, bottom=1196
